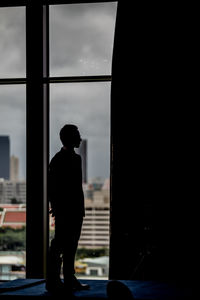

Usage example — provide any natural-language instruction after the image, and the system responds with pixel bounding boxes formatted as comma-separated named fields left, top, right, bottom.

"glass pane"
left=0, top=85, right=26, bottom=280
left=50, top=82, right=110, bottom=279
left=50, top=2, right=117, bottom=76
left=0, top=7, right=26, bottom=78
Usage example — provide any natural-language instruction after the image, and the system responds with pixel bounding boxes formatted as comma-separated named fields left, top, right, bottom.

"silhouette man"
left=46, top=124, right=89, bottom=294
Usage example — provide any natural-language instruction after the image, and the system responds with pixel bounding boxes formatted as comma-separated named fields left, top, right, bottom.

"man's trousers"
left=47, top=216, right=83, bottom=288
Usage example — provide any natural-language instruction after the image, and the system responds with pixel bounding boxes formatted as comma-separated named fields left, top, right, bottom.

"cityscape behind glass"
left=0, top=3, right=117, bottom=281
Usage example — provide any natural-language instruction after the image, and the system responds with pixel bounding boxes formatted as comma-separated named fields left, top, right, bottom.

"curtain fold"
left=109, top=1, right=197, bottom=283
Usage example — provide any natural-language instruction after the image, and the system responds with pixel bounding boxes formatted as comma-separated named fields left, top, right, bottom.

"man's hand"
left=49, top=208, right=55, bottom=217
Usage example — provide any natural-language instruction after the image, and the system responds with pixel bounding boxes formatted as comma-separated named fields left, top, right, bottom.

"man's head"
left=60, top=124, right=82, bottom=148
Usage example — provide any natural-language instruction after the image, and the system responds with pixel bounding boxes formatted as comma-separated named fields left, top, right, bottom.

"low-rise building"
left=0, top=204, right=26, bottom=228
left=78, top=189, right=110, bottom=249
left=0, top=252, right=25, bottom=281
left=79, top=256, right=109, bottom=277
left=0, top=179, right=26, bottom=204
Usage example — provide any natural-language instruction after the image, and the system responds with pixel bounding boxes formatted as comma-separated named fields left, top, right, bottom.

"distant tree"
left=11, top=198, right=18, bottom=204
left=76, top=248, right=109, bottom=260
left=0, top=227, right=26, bottom=251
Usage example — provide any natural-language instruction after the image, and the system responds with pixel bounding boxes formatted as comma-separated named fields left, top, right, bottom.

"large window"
left=49, top=2, right=117, bottom=279
left=0, top=1, right=117, bottom=281
left=50, top=82, right=111, bottom=278
left=0, top=7, right=26, bottom=281
left=50, top=3, right=116, bottom=77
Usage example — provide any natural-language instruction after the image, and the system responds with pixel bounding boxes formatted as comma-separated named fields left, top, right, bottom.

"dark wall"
left=110, top=1, right=198, bottom=284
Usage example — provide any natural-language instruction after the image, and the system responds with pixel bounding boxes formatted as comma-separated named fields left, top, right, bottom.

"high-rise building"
left=10, top=155, right=19, bottom=181
left=0, top=136, right=10, bottom=180
left=78, top=179, right=110, bottom=249
left=76, top=139, right=87, bottom=183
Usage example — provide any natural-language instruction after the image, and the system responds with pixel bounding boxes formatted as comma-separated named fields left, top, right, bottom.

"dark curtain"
left=110, top=1, right=198, bottom=284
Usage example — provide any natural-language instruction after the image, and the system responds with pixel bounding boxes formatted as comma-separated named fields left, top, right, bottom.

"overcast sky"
left=0, top=3, right=117, bottom=181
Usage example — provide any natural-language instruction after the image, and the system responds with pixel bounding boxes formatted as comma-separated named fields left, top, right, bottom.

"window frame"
left=0, top=0, right=116, bottom=279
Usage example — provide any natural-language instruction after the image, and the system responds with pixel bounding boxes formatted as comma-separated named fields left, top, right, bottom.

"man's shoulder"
left=50, top=149, right=81, bottom=165
left=49, top=150, right=63, bottom=165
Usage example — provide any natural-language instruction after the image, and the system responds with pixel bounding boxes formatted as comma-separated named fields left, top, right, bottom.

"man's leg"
left=46, top=238, right=63, bottom=290
left=63, top=218, right=89, bottom=290
left=62, top=220, right=81, bottom=289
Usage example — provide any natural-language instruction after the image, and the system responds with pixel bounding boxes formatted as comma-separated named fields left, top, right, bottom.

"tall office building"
left=10, top=155, right=19, bottom=181
left=76, top=139, right=87, bottom=183
left=0, top=136, right=10, bottom=180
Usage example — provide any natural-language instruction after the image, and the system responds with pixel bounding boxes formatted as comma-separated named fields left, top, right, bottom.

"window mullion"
left=0, top=78, right=26, bottom=85
left=48, top=75, right=111, bottom=84
left=26, top=2, right=49, bottom=279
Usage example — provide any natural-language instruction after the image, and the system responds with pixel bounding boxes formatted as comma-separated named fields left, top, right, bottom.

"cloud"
left=50, top=2, right=117, bottom=76
left=0, top=7, right=26, bottom=78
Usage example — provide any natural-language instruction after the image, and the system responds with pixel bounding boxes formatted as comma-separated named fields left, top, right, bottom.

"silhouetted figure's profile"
left=46, top=124, right=89, bottom=294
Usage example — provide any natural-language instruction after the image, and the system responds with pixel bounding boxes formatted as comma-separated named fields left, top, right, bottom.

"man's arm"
left=48, top=158, right=58, bottom=216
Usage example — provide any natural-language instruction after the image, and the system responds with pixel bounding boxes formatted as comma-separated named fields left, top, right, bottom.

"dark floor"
left=0, top=278, right=194, bottom=299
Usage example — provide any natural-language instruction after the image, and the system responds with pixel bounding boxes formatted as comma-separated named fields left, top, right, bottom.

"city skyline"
left=0, top=134, right=109, bottom=181
left=0, top=134, right=110, bottom=182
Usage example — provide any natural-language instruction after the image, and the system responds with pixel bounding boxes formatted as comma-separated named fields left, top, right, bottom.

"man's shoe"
left=72, top=275, right=90, bottom=291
